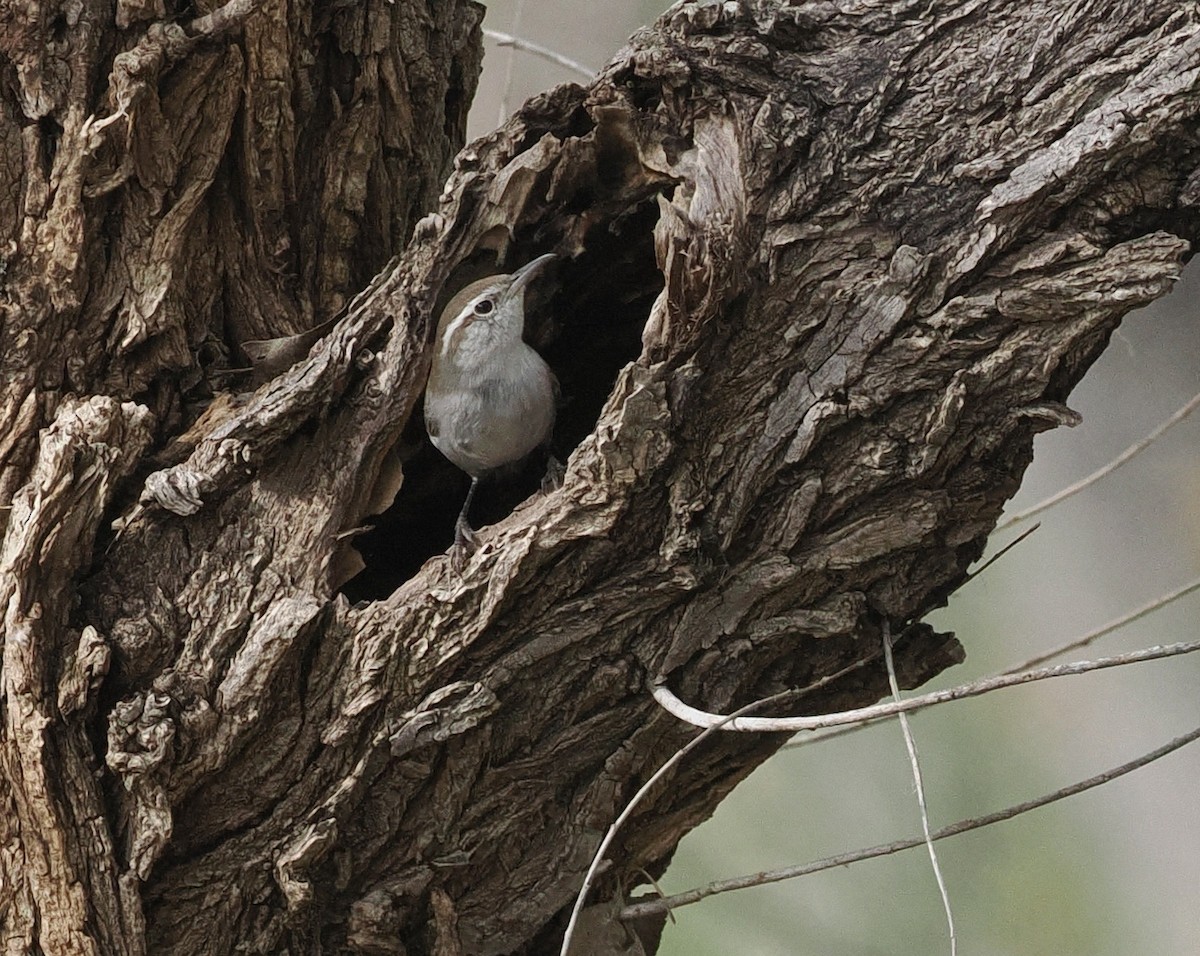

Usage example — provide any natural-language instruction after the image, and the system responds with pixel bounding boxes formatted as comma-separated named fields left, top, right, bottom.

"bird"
left=425, top=253, right=560, bottom=565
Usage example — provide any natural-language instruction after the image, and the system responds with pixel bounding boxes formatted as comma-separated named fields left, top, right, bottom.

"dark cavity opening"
left=341, top=202, right=663, bottom=600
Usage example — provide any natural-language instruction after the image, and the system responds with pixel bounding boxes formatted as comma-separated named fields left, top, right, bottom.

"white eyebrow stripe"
left=440, top=291, right=497, bottom=354
left=441, top=310, right=471, bottom=354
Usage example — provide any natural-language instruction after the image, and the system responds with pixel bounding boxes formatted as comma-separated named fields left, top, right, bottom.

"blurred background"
left=469, top=3, right=1200, bottom=952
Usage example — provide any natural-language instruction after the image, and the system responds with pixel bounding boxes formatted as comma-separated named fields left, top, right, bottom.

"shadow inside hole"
left=340, top=204, right=664, bottom=601
left=340, top=433, right=559, bottom=600
left=543, top=203, right=665, bottom=454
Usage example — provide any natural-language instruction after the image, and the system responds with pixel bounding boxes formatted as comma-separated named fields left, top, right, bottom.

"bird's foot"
left=541, top=454, right=564, bottom=495
left=451, top=518, right=480, bottom=572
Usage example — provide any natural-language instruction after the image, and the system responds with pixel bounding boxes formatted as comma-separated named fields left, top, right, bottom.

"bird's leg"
left=451, top=477, right=481, bottom=570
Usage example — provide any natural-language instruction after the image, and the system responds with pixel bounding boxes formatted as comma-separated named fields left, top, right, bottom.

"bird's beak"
left=507, top=253, right=557, bottom=297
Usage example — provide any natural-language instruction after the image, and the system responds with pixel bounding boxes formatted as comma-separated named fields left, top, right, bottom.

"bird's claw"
left=541, top=454, right=564, bottom=494
left=451, top=518, right=480, bottom=572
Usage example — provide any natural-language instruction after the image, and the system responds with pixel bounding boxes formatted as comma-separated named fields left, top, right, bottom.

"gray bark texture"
left=1, top=0, right=1198, bottom=953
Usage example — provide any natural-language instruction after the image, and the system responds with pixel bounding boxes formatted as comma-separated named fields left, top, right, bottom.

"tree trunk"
left=1, top=0, right=1197, bottom=953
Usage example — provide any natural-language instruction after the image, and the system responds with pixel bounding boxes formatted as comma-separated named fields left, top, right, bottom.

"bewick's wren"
left=425, top=254, right=559, bottom=562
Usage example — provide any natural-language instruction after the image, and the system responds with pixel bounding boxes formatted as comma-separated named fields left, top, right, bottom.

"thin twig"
left=998, top=389, right=1200, bottom=530
left=559, top=689, right=797, bottom=956
left=780, top=578, right=1200, bottom=753
left=495, top=0, right=526, bottom=125
left=621, top=725, right=1200, bottom=920
left=562, top=657, right=893, bottom=952
left=484, top=28, right=597, bottom=81
left=777, top=717, right=872, bottom=752
left=652, top=639, right=1200, bottom=733
left=962, top=521, right=1040, bottom=584
left=1004, top=575, right=1200, bottom=673
left=633, top=868, right=676, bottom=924
left=882, top=621, right=956, bottom=956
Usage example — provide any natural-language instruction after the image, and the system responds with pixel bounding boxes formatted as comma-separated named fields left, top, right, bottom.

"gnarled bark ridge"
left=1, top=0, right=1197, bottom=953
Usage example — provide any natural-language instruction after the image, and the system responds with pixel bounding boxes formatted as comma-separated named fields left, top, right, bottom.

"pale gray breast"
left=427, top=344, right=556, bottom=477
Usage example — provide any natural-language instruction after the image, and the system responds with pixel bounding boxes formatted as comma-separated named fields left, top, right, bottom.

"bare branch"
left=999, top=390, right=1200, bottom=530
left=1004, top=576, right=1200, bottom=673
left=484, top=28, right=597, bottom=82
left=493, top=1, right=527, bottom=125
left=781, top=576, right=1200, bottom=755
left=962, top=522, right=1040, bottom=584
left=882, top=622, right=956, bottom=956
left=562, top=656, right=925, bottom=952
left=652, top=640, right=1200, bottom=733
left=559, top=690, right=797, bottom=956
left=621, top=725, right=1200, bottom=921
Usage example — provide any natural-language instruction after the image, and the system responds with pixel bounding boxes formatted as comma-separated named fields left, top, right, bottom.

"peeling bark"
left=1, top=1, right=1198, bottom=954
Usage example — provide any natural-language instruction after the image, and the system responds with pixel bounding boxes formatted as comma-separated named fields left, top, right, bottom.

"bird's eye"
left=473, top=298, right=494, bottom=316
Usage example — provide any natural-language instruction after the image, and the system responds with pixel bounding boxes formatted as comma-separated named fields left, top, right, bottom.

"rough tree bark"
left=1, top=0, right=1197, bottom=953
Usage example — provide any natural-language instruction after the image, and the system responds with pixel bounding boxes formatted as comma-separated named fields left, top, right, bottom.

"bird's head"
left=435, top=254, right=556, bottom=364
